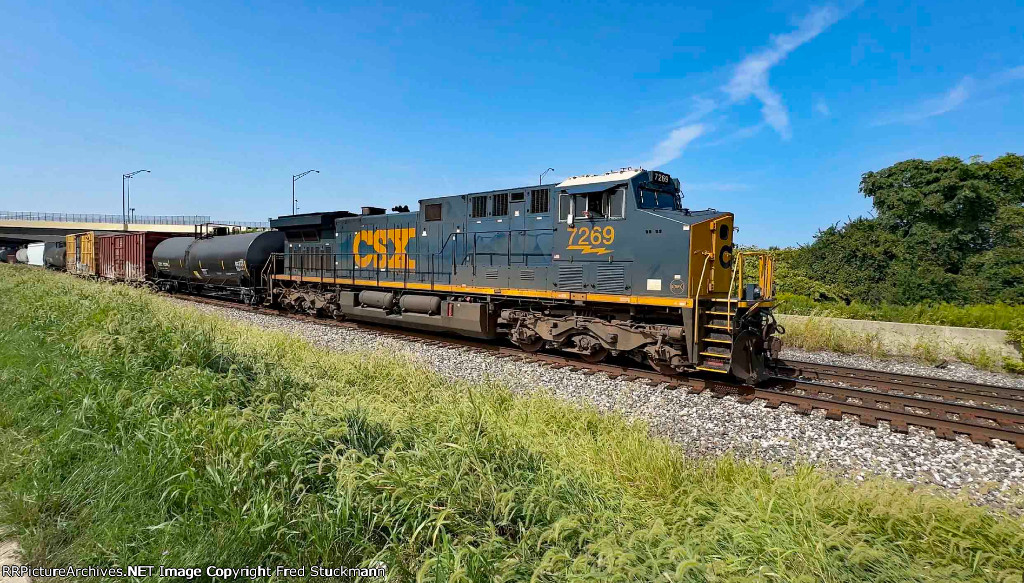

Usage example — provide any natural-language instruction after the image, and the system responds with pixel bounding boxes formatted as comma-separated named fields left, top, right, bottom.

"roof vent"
left=361, top=206, right=386, bottom=216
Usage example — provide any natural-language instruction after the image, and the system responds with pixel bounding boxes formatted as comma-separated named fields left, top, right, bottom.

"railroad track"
left=170, top=293, right=1024, bottom=452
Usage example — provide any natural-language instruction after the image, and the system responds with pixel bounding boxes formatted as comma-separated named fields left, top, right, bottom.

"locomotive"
left=263, top=168, right=782, bottom=383
left=110, top=167, right=779, bottom=382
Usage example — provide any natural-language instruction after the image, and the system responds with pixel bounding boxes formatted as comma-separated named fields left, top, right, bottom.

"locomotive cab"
left=551, top=169, right=781, bottom=383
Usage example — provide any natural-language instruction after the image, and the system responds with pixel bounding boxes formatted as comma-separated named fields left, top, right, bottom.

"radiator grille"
left=484, top=268, right=499, bottom=280
left=557, top=265, right=584, bottom=290
left=596, top=264, right=626, bottom=293
left=519, top=269, right=535, bottom=281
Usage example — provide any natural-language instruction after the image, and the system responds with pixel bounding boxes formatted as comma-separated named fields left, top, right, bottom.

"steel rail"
left=775, top=359, right=1024, bottom=411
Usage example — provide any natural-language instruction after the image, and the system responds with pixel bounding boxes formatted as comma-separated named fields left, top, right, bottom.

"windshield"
left=636, top=188, right=680, bottom=210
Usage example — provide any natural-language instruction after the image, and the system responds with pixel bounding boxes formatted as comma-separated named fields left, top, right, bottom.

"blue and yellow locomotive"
left=268, top=168, right=782, bottom=383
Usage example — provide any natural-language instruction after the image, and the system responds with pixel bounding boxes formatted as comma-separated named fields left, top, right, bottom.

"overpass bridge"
left=0, top=211, right=270, bottom=245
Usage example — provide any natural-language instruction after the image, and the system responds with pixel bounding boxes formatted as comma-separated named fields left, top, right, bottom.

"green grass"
left=778, top=315, right=1021, bottom=373
left=1, top=264, right=1023, bottom=582
left=776, top=293, right=1024, bottom=332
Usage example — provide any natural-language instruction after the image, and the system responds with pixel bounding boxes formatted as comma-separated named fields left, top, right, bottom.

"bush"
left=776, top=294, right=1024, bottom=331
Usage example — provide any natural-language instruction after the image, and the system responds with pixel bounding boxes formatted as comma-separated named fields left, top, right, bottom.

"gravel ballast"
left=175, top=299, right=1024, bottom=513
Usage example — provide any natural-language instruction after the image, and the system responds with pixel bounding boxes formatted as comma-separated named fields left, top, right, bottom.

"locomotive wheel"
left=580, top=346, right=609, bottom=363
left=515, top=337, right=544, bottom=353
left=648, top=358, right=677, bottom=375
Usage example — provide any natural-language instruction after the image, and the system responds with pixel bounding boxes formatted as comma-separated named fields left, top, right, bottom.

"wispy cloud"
left=675, top=96, right=719, bottom=126
left=992, top=65, right=1024, bottom=85
left=643, top=123, right=706, bottom=168
left=699, top=123, right=765, bottom=148
left=874, top=77, right=974, bottom=125
left=873, top=66, right=1024, bottom=126
left=641, top=4, right=855, bottom=167
left=724, top=5, right=846, bottom=139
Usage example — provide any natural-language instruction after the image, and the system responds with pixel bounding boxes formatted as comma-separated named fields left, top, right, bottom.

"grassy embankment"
left=1, top=264, right=1023, bottom=581
left=773, top=295, right=1024, bottom=373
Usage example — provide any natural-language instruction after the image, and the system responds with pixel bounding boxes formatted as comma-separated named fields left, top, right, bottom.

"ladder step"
left=697, top=366, right=730, bottom=373
left=703, top=338, right=732, bottom=344
left=707, top=311, right=734, bottom=316
left=700, top=351, right=730, bottom=358
left=710, top=298, right=739, bottom=302
left=704, top=324, right=731, bottom=330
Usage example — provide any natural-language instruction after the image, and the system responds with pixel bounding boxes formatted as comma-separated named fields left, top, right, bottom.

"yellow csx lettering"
left=352, top=227, right=417, bottom=269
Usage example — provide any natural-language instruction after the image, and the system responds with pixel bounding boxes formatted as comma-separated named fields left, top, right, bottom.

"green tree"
left=789, top=154, right=1024, bottom=306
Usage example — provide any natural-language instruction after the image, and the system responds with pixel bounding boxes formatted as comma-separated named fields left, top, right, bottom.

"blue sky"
left=1, top=1, right=1022, bottom=246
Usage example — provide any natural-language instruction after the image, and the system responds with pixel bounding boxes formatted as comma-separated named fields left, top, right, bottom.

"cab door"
left=509, top=192, right=526, bottom=264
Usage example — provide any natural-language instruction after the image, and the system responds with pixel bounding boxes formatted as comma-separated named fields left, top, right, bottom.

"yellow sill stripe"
left=271, top=274, right=694, bottom=308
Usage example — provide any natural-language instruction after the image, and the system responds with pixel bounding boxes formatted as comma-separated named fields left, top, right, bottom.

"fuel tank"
left=153, top=231, right=285, bottom=287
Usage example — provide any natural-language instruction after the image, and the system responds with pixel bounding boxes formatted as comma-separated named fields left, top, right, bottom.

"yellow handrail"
left=692, top=251, right=712, bottom=361
left=730, top=251, right=776, bottom=302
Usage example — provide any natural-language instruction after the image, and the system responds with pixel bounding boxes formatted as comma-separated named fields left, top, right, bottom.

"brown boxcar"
left=97, top=232, right=175, bottom=282
left=66, top=232, right=99, bottom=276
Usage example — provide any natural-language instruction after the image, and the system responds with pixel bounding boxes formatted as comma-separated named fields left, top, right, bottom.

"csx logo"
left=352, top=227, right=417, bottom=269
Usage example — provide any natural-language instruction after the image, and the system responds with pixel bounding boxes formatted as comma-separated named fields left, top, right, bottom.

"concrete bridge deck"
left=0, top=212, right=269, bottom=245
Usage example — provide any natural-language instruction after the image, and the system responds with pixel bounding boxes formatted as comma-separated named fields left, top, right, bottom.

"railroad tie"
left=995, top=417, right=1019, bottom=431
left=969, top=433, right=989, bottom=445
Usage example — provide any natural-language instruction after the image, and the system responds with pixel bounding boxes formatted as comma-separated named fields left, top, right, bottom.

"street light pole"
left=291, top=169, right=319, bottom=214
left=122, top=169, right=150, bottom=230
left=540, top=167, right=554, bottom=185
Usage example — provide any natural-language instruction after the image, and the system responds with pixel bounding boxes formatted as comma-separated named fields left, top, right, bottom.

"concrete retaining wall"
left=777, top=314, right=1020, bottom=359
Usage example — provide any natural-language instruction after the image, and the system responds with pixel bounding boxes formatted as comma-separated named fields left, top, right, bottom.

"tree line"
left=779, top=154, right=1024, bottom=307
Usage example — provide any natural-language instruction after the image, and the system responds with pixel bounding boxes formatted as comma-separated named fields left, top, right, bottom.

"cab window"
left=574, top=193, right=604, bottom=219
left=636, top=188, right=680, bottom=210
left=558, top=193, right=572, bottom=222
left=572, top=188, right=625, bottom=220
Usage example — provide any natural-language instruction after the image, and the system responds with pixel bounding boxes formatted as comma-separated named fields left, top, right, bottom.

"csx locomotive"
left=260, top=168, right=782, bottom=383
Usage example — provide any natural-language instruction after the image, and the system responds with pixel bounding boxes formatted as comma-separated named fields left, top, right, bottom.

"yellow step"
left=700, top=351, right=730, bottom=358
left=703, top=338, right=732, bottom=344
left=697, top=365, right=730, bottom=374
left=704, top=324, right=731, bottom=330
left=707, top=311, right=734, bottom=316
